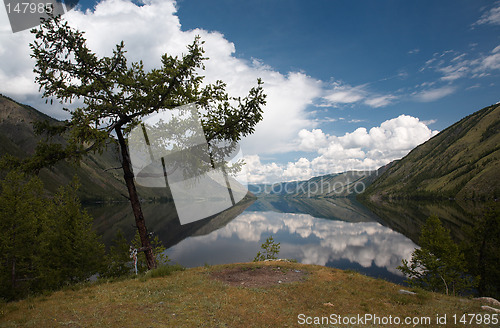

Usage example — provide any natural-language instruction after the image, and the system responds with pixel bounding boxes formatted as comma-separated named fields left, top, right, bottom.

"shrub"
left=253, top=236, right=280, bottom=262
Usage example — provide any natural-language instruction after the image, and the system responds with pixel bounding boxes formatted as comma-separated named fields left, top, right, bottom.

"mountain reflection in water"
left=88, top=195, right=481, bottom=284
left=164, top=197, right=417, bottom=284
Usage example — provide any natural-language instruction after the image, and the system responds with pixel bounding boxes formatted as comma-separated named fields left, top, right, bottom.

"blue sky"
left=1, top=0, right=499, bottom=183
left=176, top=0, right=500, bottom=128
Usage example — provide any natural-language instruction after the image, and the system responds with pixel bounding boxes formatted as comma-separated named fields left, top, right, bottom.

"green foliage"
left=462, top=203, right=500, bottom=299
left=36, top=179, right=105, bottom=290
left=27, top=15, right=266, bottom=172
left=0, top=171, right=45, bottom=300
left=253, top=236, right=280, bottom=262
left=131, top=231, right=169, bottom=274
left=100, top=230, right=131, bottom=279
left=28, top=14, right=266, bottom=271
left=100, top=230, right=170, bottom=278
left=140, top=264, right=185, bottom=281
left=0, top=171, right=105, bottom=301
left=398, top=215, right=473, bottom=296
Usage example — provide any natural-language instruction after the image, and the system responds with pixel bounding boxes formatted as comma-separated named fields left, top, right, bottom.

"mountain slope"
left=0, top=94, right=171, bottom=201
left=362, top=103, right=500, bottom=201
left=246, top=197, right=380, bottom=222
left=249, top=164, right=391, bottom=198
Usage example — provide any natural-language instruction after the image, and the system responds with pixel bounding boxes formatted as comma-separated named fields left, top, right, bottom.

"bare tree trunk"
left=115, top=127, right=156, bottom=270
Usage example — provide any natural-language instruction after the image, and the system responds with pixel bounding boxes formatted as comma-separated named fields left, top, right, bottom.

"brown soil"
left=210, top=265, right=307, bottom=288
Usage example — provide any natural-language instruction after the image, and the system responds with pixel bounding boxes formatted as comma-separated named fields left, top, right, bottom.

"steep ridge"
left=361, top=103, right=500, bottom=201
left=0, top=94, right=171, bottom=201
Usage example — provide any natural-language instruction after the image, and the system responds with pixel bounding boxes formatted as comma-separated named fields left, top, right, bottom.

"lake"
left=87, top=196, right=479, bottom=284
left=92, top=196, right=478, bottom=284
left=166, top=202, right=417, bottom=284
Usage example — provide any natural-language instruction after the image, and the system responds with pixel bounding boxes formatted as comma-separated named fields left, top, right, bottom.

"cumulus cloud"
left=297, top=129, right=328, bottom=151
left=245, top=115, right=439, bottom=183
left=0, top=0, right=322, bottom=153
left=243, top=155, right=284, bottom=184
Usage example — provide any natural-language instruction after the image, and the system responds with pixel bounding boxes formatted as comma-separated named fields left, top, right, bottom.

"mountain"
left=361, top=103, right=500, bottom=201
left=0, top=94, right=171, bottom=201
left=245, top=196, right=381, bottom=223
left=248, top=165, right=391, bottom=198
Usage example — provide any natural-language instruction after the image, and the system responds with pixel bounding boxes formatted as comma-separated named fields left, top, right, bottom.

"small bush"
left=140, top=264, right=185, bottom=281
left=253, top=236, right=280, bottom=262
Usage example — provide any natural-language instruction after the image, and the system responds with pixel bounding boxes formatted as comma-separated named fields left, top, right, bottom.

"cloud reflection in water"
left=166, top=211, right=417, bottom=277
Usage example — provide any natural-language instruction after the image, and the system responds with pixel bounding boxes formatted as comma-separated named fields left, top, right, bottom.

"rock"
left=474, top=297, right=500, bottom=307
left=398, top=289, right=416, bottom=295
left=481, top=305, right=500, bottom=313
left=264, top=259, right=292, bottom=262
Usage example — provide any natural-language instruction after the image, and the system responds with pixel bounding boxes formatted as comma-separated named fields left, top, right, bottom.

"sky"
left=1, top=0, right=499, bottom=183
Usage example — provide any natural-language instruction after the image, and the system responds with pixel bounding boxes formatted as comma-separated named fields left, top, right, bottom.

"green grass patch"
left=0, top=262, right=495, bottom=328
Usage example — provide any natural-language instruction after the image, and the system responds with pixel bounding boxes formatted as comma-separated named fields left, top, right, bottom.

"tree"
left=462, top=204, right=500, bottom=299
left=0, top=171, right=45, bottom=300
left=0, top=172, right=104, bottom=300
left=131, top=231, right=169, bottom=274
left=28, top=15, right=266, bottom=269
left=398, top=215, right=472, bottom=295
left=37, top=179, right=105, bottom=290
left=253, top=235, right=280, bottom=262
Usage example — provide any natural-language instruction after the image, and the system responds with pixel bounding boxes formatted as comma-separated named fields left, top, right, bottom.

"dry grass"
left=0, top=262, right=495, bottom=327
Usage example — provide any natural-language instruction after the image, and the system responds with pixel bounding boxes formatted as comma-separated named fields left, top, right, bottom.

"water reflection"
left=360, top=198, right=479, bottom=243
left=88, top=197, right=421, bottom=283
left=165, top=199, right=418, bottom=283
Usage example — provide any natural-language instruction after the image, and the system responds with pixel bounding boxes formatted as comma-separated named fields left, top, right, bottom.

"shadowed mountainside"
left=0, top=94, right=172, bottom=202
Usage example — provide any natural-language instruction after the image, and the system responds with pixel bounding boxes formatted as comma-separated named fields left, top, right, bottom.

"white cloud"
left=473, top=2, right=500, bottom=26
left=0, top=14, right=39, bottom=97
left=438, top=64, right=469, bottom=81
left=297, top=129, right=328, bottom=152
left=0, top=0, right=322, bottom=153
left=282, top=158, right=314, bottom=181
left=364, top=95, right=397, bottom=108
left=243, top=155, right=284, bottom=184
left=240, top=72, right=322, bottom=154
left=323, top=83, right=365, bottom=105
left=413, top=86, right=456, bottom=102
left=479, top=45, right=500, bottom=71
left=420, top=45, right=500, bottom=86
left=322, top=82, right=396, bottom=108
left=245, top=115, right=439, bottom=183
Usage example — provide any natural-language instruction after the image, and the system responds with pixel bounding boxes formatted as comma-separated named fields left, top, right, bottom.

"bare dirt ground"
left=210, top=265, right=307, bottom=288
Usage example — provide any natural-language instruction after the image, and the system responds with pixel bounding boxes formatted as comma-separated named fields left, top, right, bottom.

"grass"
left=0, top=262, right=495, bottom=327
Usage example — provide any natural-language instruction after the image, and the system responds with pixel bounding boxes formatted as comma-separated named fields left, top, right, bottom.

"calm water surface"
left=90, top=197, right=426, bottom=284
left=165, top=208, right=416, bottom=284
